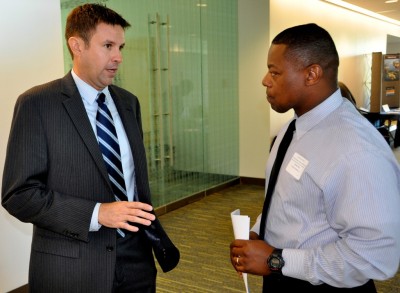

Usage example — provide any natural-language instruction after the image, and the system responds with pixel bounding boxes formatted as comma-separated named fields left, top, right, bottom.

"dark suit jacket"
left=2, top=72, right=154, bottom=292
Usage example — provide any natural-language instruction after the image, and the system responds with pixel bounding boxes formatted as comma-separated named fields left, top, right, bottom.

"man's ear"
left=67, top=37, right=84, bottom=57
left=305, top=64, right=322, bottom=86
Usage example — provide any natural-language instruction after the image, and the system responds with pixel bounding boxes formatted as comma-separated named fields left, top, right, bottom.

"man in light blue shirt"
left=230, top=23, right=400, bottom=292
left=72, top=69, right=137, bottom=231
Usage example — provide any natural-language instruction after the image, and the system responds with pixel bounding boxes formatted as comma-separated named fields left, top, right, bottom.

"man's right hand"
left=98, top=201, right=156, bottom=232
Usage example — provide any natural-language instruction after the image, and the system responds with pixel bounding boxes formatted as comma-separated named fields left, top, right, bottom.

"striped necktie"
left=259, top=119, right=296, bottom=239
left=96, top=92, right=128, bottom=203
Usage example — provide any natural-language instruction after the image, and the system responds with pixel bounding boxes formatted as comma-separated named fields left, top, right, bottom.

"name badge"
left=286, top=152, right=309, bottom=180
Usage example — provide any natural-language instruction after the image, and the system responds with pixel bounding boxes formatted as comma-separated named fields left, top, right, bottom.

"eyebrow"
left=103, top=39, right=126, bottom=48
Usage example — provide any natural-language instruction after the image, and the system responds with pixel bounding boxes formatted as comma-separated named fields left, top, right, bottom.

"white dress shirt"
left=71, top=70, right=135, bottom=231
left=252, top=89, right=400, bottom=287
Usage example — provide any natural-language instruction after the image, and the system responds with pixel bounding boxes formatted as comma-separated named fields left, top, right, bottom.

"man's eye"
left=105, top=44, right=112, bottom=49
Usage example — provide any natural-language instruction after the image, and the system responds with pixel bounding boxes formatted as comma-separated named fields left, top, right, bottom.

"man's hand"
left=98, top=201, right=155, bottom=232
left=230, top=239, right=275, bottom=276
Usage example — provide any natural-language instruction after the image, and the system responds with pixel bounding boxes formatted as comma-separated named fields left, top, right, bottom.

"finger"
left=125, top=204, right=156, bottom=221
left=230, top=239, right=246, bottom=249
left=120, top=221, right=140, bottom=232
left=231, top=254, right=240, bottom=268
left=126, top=201, right=154, bottom=212
left=236, top=255, right=243, bottom=267
left=230, top=256, right=236, bottom=267
left=126, top=209, right=156, bottom=222
left=126, top=215, right=153, bottom=226
left=231, top=255, right=240, bottom=265
left=234, top=256, right=243, bottom=273
left=231, top=247, right=242, bottom=258
left=230, top=241, right=240, bottom=249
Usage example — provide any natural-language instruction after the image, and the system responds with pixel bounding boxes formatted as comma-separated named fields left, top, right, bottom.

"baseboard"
left=155, top=177, right=240, bottom=216
left=240, top=176, right=265, bottom=186
left=155, top=177, right=264, bottom=216
left=8, top=284, right=28, bottom=293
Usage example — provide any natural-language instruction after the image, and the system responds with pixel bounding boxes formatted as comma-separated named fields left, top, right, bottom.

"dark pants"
left=263, top=275, right=376, bottom=292
left=112, top=231, right=157, bottom=293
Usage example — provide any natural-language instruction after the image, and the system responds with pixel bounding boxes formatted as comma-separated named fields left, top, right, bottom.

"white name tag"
left=286, top=152, right=309, bottom=180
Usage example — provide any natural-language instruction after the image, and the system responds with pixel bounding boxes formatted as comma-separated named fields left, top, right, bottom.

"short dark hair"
left=65, top=3, right=131, bottom=57
left=272, top=23, right=339, bottom=83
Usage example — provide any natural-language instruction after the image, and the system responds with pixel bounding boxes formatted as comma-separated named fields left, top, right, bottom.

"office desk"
left=359, top=110, right=400, bottom=148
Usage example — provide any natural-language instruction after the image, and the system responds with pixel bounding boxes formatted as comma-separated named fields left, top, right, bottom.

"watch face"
left=269, top=256, right=281, bottom=269
left=267, top=250, right=284, bottom=272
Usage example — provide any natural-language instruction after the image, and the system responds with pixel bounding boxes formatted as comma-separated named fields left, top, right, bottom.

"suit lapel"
left=109, top=87, right=141, bottom=163
left=110, top=87, right=152, bottom=204
left=60, top=73, right=111, bottom=188
left=110, top=88, right=143, bottom=170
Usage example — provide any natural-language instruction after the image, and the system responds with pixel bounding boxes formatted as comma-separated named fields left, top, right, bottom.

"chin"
left=271, top=105, right=290, bottom=114
left=102, top=79, right=114, bottom=86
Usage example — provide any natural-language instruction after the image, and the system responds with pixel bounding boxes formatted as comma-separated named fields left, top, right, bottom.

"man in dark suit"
left=2, top=4, right=158, bottom=292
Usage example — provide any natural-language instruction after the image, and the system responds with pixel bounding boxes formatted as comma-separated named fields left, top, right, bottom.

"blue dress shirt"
left=252, top=89, right=400, bottom=287
left=71, top=70, right=135, bottom=231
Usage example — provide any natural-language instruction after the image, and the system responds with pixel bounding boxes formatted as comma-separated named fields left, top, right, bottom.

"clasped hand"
left=99, top=201, right=155, bottom=232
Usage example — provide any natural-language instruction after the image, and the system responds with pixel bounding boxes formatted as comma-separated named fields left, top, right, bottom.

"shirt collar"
left=71, top=69, right=110, bottom=105
left=294, top=88, right=343, bottom=139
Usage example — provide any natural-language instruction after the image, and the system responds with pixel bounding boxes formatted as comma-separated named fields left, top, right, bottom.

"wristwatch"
left=267, top=248, right=284, bottom=274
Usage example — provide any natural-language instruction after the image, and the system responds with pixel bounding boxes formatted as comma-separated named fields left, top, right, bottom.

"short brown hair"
left=65, top=3, right=131, bottom=58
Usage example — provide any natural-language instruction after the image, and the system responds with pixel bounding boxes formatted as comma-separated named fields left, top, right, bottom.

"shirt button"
left=106, top=245, right=114, bottom=252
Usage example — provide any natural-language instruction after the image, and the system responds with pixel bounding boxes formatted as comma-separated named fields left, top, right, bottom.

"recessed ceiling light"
left=385, top=0, right=398, bottom=3
left=323, top=0, right=400, bottom=26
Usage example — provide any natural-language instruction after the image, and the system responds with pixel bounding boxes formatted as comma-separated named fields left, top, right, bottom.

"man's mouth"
left=107, top=68, right=118, bottom=74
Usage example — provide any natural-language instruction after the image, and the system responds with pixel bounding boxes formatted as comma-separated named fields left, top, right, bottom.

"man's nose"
left=262, top=73, right=271, bottom=87
left=113, top=50, right=123, bottom=63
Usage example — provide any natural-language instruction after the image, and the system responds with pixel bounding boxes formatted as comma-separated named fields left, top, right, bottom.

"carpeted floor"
left=157, top=183, right=400, bottom=292
left=157, top=184, right=264, bottom=292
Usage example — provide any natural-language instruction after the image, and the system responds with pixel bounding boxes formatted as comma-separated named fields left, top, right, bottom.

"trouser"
left=263, top=274, right=376, bottom=292
left=112, top=231, right=157, bottom=293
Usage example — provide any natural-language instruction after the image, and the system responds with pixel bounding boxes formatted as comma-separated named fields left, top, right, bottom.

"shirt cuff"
left=282, top=248, right=306, bottom=279
left=89, top=203, right=102, bottom=231
left=282, top=248, right=323, bottom=285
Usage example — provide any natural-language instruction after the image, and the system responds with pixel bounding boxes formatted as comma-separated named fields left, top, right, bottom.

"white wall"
left=238, top=0, right=270, bottom=179
left=0, top=0, right=64, bottom=291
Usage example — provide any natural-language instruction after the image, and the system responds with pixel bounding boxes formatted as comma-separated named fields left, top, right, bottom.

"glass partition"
left=60, top=0, right=239, bottom=208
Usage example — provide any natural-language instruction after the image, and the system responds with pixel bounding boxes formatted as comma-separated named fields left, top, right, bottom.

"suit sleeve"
left=2, top=93, right=96, bottom=242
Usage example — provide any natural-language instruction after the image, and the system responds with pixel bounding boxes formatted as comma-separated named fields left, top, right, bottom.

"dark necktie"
left=96, top=93, right=128, bottom=202
left=259, top=119, right=296, bottom=239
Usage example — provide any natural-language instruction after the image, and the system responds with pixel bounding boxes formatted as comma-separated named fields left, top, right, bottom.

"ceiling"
left=342, top=0, right=400, bottom=23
